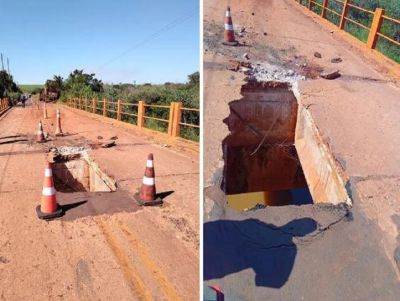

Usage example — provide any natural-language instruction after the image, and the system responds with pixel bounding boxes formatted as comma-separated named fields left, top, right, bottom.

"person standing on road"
left=21, top=95, right=26, bottom=108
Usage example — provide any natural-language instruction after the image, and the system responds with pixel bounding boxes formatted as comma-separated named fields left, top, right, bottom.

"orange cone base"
left=36, top=204, right=63, bottom=220
left=222, top=40, right=238, bottom=46
left=134, top=193, right=163, bottom=207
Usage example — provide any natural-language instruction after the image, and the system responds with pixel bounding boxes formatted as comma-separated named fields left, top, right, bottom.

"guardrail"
left=0, top=98, right=10, bottom=115
left=296, top=0, right=400, bottom=63
left=67, top=98, right=200, bottom=142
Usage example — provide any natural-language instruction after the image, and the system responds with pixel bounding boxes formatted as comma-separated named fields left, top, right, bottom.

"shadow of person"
left=204, top=217, right=317, bottom=288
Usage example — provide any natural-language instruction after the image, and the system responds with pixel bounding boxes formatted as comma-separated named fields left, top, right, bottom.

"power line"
left=95, top=11, right=196, bottom=72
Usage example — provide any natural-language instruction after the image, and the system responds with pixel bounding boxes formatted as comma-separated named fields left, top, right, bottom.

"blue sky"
left=0, top=0, right=199, bottom=85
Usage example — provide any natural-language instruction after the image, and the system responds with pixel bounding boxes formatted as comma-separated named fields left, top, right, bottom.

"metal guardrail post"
left=321, top=0, right=327, bottom=18
left=117, top=99, right=122, bottom=121
left=367, top=8, right=384, bottom=49
left=339, top=0, right=349, bottom=29
left=137, top=100, right=145, bottom=128
left=93, top=97, right=97, bottom=114
left=167, top=102, right=176, bottom=136
left=171, top=102, right=182, bottom=138
left=103, top=98, right=107, bottom=117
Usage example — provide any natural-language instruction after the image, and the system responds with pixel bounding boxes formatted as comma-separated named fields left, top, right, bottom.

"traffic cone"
left=135, top=153, right=163, bottom=206
left=223, top=6, right=238, bottom=46
left=43, top=102, right=48, bottom=119
left=55, top=109, right=63, bottom=136
left=36, top=161, right=63, bottom=220
left=37, top=120, right=46, bottom=143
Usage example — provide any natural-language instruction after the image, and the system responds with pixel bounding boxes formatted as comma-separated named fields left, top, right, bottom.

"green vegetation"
left=0, top=71, right=21, bottom=101
left=18, top=84, right=43, bottom=94
left=45, top=70, right=199, bottom=141
left=301, top=0, right=400, bottom=63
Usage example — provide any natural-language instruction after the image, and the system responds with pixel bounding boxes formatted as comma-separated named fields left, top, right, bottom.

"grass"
left=297, top=0, right=400, bottom=63
left=18, top=84, right=43, bottom=93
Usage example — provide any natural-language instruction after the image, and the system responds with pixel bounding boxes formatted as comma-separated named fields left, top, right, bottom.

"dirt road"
left=204, top=0, right=400, bottom=299
left=0, top=100, right=199, bottom=300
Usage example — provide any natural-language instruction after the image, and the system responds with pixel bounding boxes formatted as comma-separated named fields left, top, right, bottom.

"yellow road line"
left=120, top=224, right=184, bottom=301
left=95, top=218, right=153, bottom=301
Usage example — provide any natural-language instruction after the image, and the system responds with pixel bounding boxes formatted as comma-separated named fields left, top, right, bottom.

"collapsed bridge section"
left=221, top=81, right=350, bottom=210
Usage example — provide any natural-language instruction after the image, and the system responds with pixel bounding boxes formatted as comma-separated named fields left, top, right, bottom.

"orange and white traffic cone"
left=43, top=102, right=48, bottom=119
left=135, top=153, right=163, bottom=206
left=223, top=6, right=238, bottom=46
left=55, top=109, right=63, bottom=136
left=36, top=161, right=63, bottom=220
left=37, top=120, right=46, bottom=143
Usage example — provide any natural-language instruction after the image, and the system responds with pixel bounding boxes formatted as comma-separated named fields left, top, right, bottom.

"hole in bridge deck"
left=51, top=147, right=117, bottom=193
left=222, top=81, right=313, bottom=211
left=48, top=146, right=140, bottom=221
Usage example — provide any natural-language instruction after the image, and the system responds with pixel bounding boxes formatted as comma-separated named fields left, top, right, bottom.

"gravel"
left=247, top=62, right=305, bottom=84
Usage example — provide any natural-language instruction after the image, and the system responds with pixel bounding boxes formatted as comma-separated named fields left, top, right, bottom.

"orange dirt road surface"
left=0, top=100, right=199, bottom=300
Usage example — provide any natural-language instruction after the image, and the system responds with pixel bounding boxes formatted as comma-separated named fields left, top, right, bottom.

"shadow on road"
left=204, top=217, right=317, bottom=288
left=156, top=190, right=174, bottom=199
left=60, top=200, right=88, bottom=214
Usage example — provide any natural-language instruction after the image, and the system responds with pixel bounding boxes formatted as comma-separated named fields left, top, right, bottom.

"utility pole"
left=7, top=58, right=10, bottom=74
left=0, top=53, right=4, bottom=71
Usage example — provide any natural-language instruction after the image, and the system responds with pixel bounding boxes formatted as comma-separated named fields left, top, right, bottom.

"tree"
left=0, top=71, right=20, bottom=98
left=64, top=69, right=103, bottom=93
left=188, top=72, right=199, bottom=86
left=53, top=75, right=64, bottom=91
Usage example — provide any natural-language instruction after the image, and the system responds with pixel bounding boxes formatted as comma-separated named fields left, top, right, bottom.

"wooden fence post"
left=308, top=0, right=313, bottom=11
left=85, top=98, right=88, bottom=111
left=137, top=100, right=145, bottom=128
left=103, top=98, right=107, bottom=117
left=321, top=0, right=327, bottom=18
left=171, top=102, right=182, bottom=138
left=167, top=102, right=175, bottom=136
left=367, top=8, right=384, bottom=49
left=93, top=97, right=97, bottom=114
left=339, top=0, right=349, bottom=29
left=117, top=99, right=122, bottom=121
left=78, top=97, right=82, bottom=109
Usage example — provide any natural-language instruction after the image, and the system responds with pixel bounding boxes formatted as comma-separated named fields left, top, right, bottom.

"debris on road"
left=227, top=60, right=241, bottom=71
left=97, top=136, right=103, bottom=140
left=227, top=60, right=252, bottom=72
left=314, top=52, right=322, bottom=58
left=110, top=136, right=118, bottom=140
left=101, top=140, right=116, bottom=148
left=320, top=69, right=341, bottom=80
left=331, top=57, right=343, bottom=63
left=243, top=53, right=250, bottom=60
left=248, top=62, right=305, bottom=83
